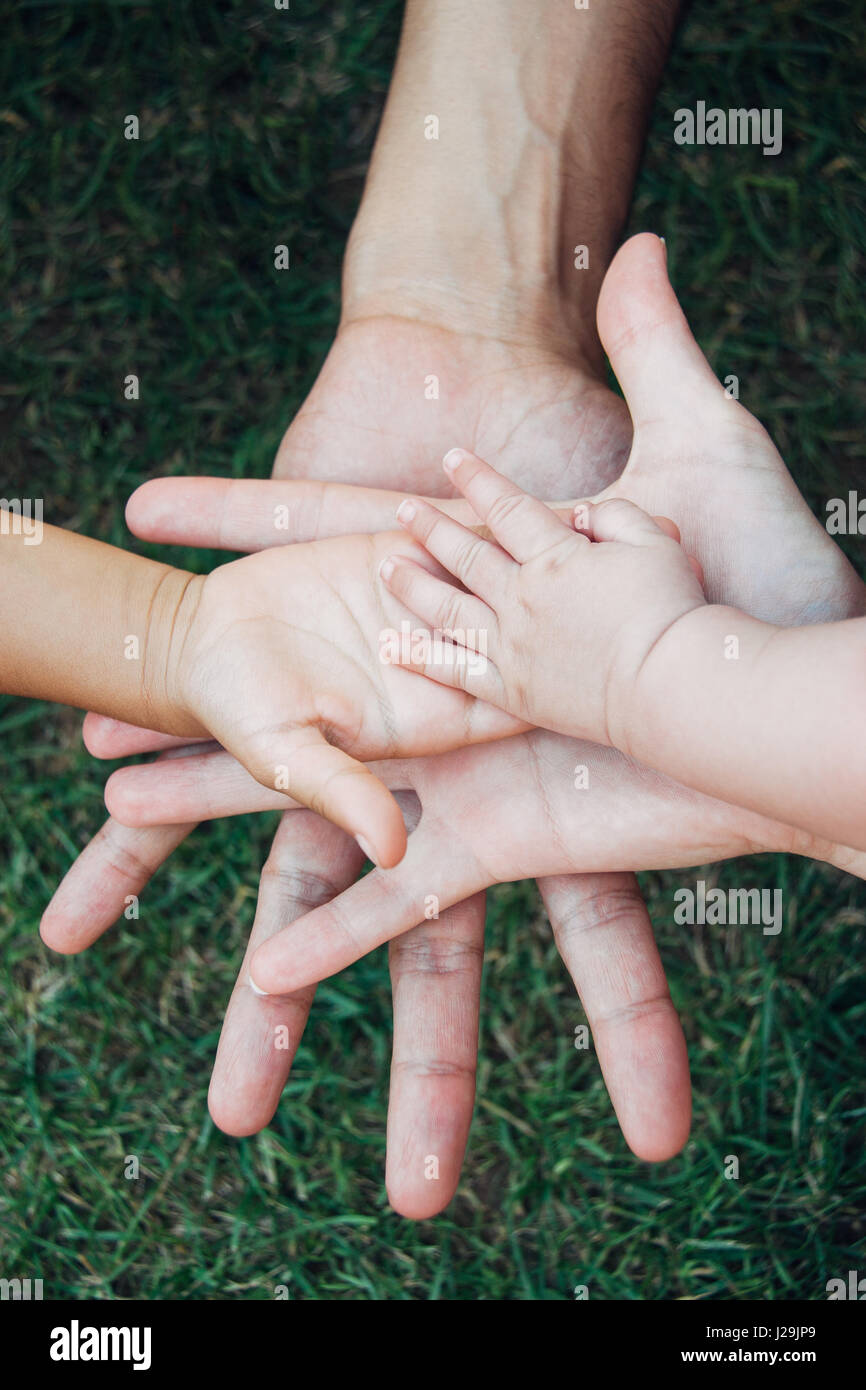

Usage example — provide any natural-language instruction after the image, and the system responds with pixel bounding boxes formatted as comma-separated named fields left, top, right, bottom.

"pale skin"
left=102, top=727, right=866, bottom=979
left=0, top=521, right=523, bottom=867
left=42, top=3, right=693, bottom=1218
left=212, top=233, right=864, bottom=996
left=156, top=532, right=527, bottom=867
left=66, top=236, right=866, bottom=1047
left=42, top=6, right=864, bottom=1219
left=386, top=450, right=866, bottom=853
left=41, top=234, right=865, bottom=1211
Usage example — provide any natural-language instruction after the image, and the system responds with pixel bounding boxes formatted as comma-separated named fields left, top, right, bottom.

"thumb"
left=215, top=718, right=408, bottom=869
left=249, top=821, right=486, bottom=995
left=597, top=232, right=726, bottom=429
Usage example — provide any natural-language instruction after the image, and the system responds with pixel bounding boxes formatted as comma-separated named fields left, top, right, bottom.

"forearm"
left=343, top=0, right=681, bottom=366
left=0, top=520, right=203, bottom=734
left=629, top=605, right=866, bottom=851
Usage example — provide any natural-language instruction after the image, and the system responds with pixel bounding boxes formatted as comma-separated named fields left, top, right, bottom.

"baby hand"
left=380, top=448, right=706, bottom=753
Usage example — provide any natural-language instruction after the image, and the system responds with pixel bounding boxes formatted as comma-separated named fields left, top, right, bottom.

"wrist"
left=341, top=0, right=680, bottom=369
left=620, top=603, right=783, bottom=775
left=342, top=194, right=602, bottom=373
left=140, top=567, right=206, bottom=736
left=614, top=602, right=718, bottom=762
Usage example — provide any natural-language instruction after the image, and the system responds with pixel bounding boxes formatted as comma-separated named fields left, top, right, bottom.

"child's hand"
left=166, top=530, right=523, bottom=868
left=380, top=448, right=706, bottom=753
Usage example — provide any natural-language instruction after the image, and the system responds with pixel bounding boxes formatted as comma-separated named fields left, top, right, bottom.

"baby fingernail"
left=248, top=972, right=270, bottom=997
left=443, top=448, right=463, bottom=474
left=379, top=556, right=396, bottom=582
left=396, top=499, right=416, bottom=523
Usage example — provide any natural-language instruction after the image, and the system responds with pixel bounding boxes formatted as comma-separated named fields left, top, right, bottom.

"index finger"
left=126, top=475, right=581, bottom=551
left=441, top=448, right=575, bottom=562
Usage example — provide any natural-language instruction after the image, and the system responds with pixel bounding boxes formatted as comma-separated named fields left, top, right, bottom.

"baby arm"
left=382, top=449, right=866, bottom=853
left=629, top=603, right=866, bottom=854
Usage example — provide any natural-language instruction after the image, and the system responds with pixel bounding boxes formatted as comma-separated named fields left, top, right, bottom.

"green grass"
left=1, top=0, right=865, bottom=1299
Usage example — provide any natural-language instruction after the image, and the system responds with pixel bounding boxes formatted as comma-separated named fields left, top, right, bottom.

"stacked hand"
left=162, top=529, right=525, bottom=867
left=40, top=235, right=865, bottom=1217
left=45, top=255, right=671, bottom=1219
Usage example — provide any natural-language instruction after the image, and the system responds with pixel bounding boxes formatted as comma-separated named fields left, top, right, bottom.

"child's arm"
left=1, top=510, right=521, bottom=867
left=0, top=518, right=200, bottom=733
left=381, top=449, right=866, bottom=854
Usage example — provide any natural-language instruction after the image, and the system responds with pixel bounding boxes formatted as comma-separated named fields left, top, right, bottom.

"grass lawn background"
left=1, top=0, right=864, bottom=1299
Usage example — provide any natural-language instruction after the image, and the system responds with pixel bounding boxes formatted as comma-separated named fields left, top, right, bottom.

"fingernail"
left=355, top=834, right=378, bottom=866
left=248, top=972, right=270, bottom=997
left=659, top=235, right=668, bottom=263
left=379, top=556, right=396, bottom=582
left=442, top=448, right=463, bottom=475
left=396, top=499, right=416, bottom=524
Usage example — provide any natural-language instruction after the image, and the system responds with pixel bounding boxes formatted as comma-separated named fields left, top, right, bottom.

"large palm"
left=49, top=233, right=862, bottom=1214
left=271, top=312, right=631, bottom=499
left=86, top=236, right=866, bottom=1209
left=45, top=299, right=688, bottom=1220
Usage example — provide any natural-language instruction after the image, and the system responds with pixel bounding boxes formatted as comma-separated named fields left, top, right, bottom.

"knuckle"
left=485, top=489, right=524, bottom=531
left=436, top=588, right=466, bottom=636
left=102, top=835, right=155, bottom=884
left=327, top=898, right=366, bottom=958
left=510, top=671, right=530, bottom=715
left=552, top=886, right=646, bottom=943
left=595, top=990, right=678, bottom=1029
left=291, top=480, right=326, bottom=542
left=390, top=931, right=483, bottom=977
left=450, top=650, right=472, bottom=690
left=260, top=859, right=344, bottom=909
left=425, top=512, right=449, bottom=549
left=391, top=1056, right=477, bottom=1082
left=454, top=533, right=488, bottom=583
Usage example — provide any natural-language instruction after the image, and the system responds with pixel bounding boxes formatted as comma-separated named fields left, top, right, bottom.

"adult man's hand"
left=42, top=0, right=692, bottom=1217
left=43, top=306, right=675, bottom=1219
left=93, top=233, right=866, bottom=1126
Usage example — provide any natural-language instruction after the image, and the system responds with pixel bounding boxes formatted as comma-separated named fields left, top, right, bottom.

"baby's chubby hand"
left=379, top=447, right=706, bottom=755
left=143, top=528, right=524, bottom=868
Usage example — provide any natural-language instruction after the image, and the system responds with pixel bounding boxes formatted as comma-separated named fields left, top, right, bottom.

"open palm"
left=45, top=301, right=679, bottom=1219
left=171, top=531, right=522, bottom=864
left=93, top=236, right=866, bottom=1179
